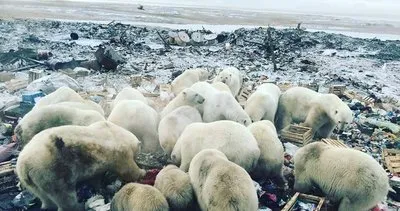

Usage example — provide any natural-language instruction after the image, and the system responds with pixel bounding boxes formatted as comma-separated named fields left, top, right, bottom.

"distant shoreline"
left=1, top=0, right=400, bottom=40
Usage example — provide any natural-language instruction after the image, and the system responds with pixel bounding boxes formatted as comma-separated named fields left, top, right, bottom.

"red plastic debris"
left=139, top=169, right=161, bottom=186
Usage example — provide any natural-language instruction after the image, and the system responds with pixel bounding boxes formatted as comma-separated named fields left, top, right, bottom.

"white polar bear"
left=245, top=83, right=281, bottom=123
left=171, top=120, right=260, bottom=172
left=34, top=86, right=84, bottom=109
left=15, top=104, right=105, bottom=148
left=111, top=183, right=169, bottom=211
left=294, top=142, right=389, bottom=211
left=211, top=81, right=232, bottom=94
left=191, top=82, right=251, bottom=126
left=171, top=68, right=209, bottom=96
left=112, top=87, right=148, bottom=110
left=158, top=106, right=202, bottom=156
left=275, top=87, right=353, bottom=138
left=189, top=149, right=258, bottom=211
left=16, top=121, right=145, bottom=211
left=154, top=165, right=195, bottom=210
left=248, top=120, right=285, bottom=186
left=160, top=88, right=205, bottom=118
left=108, top=100, right=161, bottom=153
left=213, top=67, right=242, bottom=97
left=55, top=101, right=105, bottom=116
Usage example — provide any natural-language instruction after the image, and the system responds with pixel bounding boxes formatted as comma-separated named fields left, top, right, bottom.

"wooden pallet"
left=301, top=83, right=319, bottom=92
left=382, top=149, right=400, bottom=176
left=321, top=138, right=348, bottom=148
left=282, top=192, right=325, bottom=211
left=281, top=124, right=313, bottom=146
left=237, top=86, right=253, bottom=107
left=0, top=161, right=18, bottom=194
left=277, top=83, right=293, bottom=92
left=343, top=91, right=375, bottom=106
left=362, top=96, right=375, bottom=105
left=5, top=79, right=28, bottom=93
left=329, top=85, right=346, bottom=96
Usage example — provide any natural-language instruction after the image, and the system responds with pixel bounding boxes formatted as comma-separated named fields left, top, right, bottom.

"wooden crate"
left=159, top=84, right=172, bottom=93
left=301, top=83, right=319, bottom=92
left=5, top=79, right=28, bottom=93
left=382, top=149, right=400, bottom=176
left=282, top=192, right=325, bottom=211
left=362, top=96, right=375, bottom=106
left=278, top=83, right=293, bottom=92
left=329, top=85, right=346, bottom=96
left=321, top=139, right=348, bottom=148
left=281, top=124, right=313, bottom=145
left=237, top=86, right=252, bottom=107
left=0, top=161, right=18, bottom=194
left=28, top=69, right=44, bottom=83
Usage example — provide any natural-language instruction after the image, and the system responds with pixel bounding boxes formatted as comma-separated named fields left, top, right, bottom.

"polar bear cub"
left=111, top=183, right=169, bottom=211
left=245, top=83, right=281, bottom=122
left=171, top=120, right=260, bottom=172
left=294, top=142, right=389, bottom=211
left=154, top=165, right=195, bottom=210
left=189, top=149, right=258, bottom=211
left=171, top=68, right=209, bottom=96
left=108, top=100, right=161, bottom=153
left=275, top=87, right=353, bottom=138
left=158, top=106, right=202, bottom=156
left=213, top=66, right=242, bottom=97
left=248, top=120, right=285, bottom=185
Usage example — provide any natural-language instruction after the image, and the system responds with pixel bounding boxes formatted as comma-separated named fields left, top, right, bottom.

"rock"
left=95, top=46, right=124, bottom=70
left=70, top=32, right=79, bottom=40
left=26, top=73, right=81, bottom=94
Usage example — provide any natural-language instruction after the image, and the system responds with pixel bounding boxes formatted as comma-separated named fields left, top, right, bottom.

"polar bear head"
left=181, top=88, right=205, bottom=105
left=216, top=71, right=232, bottom=85
left=329, top=101, right=354, bottom=132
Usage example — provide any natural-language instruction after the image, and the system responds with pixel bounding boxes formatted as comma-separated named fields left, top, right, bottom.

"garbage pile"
left=0, top=19, right=399, bottom=210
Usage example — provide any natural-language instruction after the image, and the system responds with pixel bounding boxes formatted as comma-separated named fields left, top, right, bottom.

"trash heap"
left=0, top=19, right=399, bottom=210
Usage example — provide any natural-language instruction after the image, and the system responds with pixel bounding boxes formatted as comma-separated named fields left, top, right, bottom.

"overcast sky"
left=66, top=0, right=400, bottom=20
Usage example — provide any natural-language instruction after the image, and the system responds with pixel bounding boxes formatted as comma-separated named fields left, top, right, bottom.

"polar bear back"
left=34, top=86, right=84, bottom=109
left=112, top=87, right=148, bottom=109
left=55, top=100, right=105, bottom=116
left=172, top=120, right=260, bottom=172
left=245, top=83, right=282, bottom=122
left=188, top=149, right=258, bottom=211
left=15, top=104, right=105, bottom=147
left=111, top=183, right=169, bottom=211
left=294, top=142, right=389, bottom=209
left=158, top=106, right=202, bottom=156
left=108, top=100, right=160, bottom=153
left=171, top=68, right=209, bottom=95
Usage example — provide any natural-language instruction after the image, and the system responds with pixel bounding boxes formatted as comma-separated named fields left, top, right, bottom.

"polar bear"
left=160, top=88, right=205, bottom=117
left=158, top=106, right=202, bottom=156
left=189, top=149, right=258, bottom=211
left=213, top=67, right=242, bottom=97
left=211, top=81, right=232, bottom=94
left=191, top=82, right=251, bottom=126
left=294, top=142, right=389, bottom=211
left=248, top=120, right=285, bottom=185
left=16, top=121, right=146, bottom=211
left=111, top=183, right=169, bottom=211
left=108, top=100, right=161, bottom=153
left=245, top=83, right=281, bottom=123
left=55, top=100, right=105, bottom=116
left=34, top=86, right=84, bottom=109
left=171, top=68, right=209, bottom=96
left=171, top=120, right=260, bottom=172
left=154, top=165, right=195, bottom=210
left=112, top=87, right=148, bottom=109
left=275, top=87, right=353, bottom=138
left=15, top=104, right=105, bottom=148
